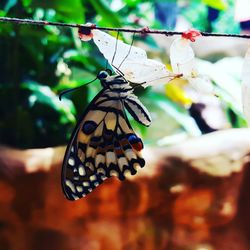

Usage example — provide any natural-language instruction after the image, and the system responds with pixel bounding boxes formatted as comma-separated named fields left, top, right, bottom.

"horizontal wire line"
left=1, top=17, right=250, bottom=39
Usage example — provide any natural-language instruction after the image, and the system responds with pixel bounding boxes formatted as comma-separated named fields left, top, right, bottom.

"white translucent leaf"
left=170, top=37, right=215, bottom=96
left=119, top=59, right=175, bottom=86
left=92, top=30, right=146, bottom=65
left=188, top=76, right=214, bottom=95
left=197, top=58, right=242, bottom=105
left=92, top=30, right=175, bottom=87
left=235, top=0, right=250, bottom=22
left=170, top=37, right=197, bottom=76
left=241, top=45, right=250, bottom=126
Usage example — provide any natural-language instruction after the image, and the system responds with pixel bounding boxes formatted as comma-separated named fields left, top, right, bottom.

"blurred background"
left=1, top=0, right=250, bottom=249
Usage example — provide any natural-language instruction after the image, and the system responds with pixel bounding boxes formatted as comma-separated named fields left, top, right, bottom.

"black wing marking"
left=61, top=89, right=107, bottom=201
left=61, top=89, right=145, bottom=201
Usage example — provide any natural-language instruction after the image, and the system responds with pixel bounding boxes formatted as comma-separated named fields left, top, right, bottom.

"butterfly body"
left=61, top=71, right=151, bottom=200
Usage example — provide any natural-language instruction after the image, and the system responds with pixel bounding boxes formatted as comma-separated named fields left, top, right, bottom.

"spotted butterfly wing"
left=61, top=87, right=147, bottom=201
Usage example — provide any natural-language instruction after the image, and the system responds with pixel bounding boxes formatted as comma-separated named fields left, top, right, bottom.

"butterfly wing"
left=61, top=89, right=145, bottom=201
left=124, top=94, right=151, bottom=126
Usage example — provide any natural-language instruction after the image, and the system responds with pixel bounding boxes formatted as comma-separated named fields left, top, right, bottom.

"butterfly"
left=61, top=29, right=180, bottom=200
left=61, top=70, right=151, bottom=200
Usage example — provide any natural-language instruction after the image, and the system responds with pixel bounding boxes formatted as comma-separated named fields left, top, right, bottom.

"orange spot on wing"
left=120, top=139, right=129, bottom=147
left=132, top=142, right=143, bottom=151
left=106, top=145, right=113, bottom=151
left=115, top=148, right=123, bottom=155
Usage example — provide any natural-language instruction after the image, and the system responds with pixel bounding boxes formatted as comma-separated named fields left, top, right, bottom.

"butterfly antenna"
left=111, top=31, right=120, bottom=65
left=59, top=77, right=97, bottom=100
left=118, top=32, right=135, bottom=69
left=111, top=64, right=124, bottom=76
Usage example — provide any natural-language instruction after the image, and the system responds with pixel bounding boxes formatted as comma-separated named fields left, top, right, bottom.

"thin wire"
left=118, top=32, right=135, bottom=69
left=111, top=31, right=120, bottom=65
left=1, top=17, right=250, bottom=39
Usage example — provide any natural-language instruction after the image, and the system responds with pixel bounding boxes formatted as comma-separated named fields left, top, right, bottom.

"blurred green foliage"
left=0, top=0, right=246, bottom=148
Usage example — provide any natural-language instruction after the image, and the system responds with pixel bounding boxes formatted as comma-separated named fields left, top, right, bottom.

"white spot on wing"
left=66, top=180, right=76, bottom=193
left=110, top=170, right=119, bottom=177
left=76, top=186, right=83, bottom=192
left=68, top=157, right=75, bottom=166
left=90, top=175, right=97, bottom=181
left=83, top=182, right=90, bottom=187
left=78, top=165, right=86, bottom=176
left=71, top=194, right=80, bottom=200
left=133, top=163, right=140, bottom=170
left=124, top=169, right=131, bottom=177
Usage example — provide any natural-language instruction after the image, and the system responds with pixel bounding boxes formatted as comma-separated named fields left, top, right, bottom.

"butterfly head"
left=98, top=70, right=114, bottom=88
left=98, top=69, right=126, bottom=89
left=97, top=70, right=111, bottom=80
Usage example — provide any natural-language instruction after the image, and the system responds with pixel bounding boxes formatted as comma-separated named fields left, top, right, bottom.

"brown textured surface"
left=1, top=129, right=250, bottom=250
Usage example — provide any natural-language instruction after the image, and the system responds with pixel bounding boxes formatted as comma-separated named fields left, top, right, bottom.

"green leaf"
left=4, top=0, right=17, bottom=12
left=123, top=0, right=141, bottom=7
left=29, top=0, right=85, bottom=23
left=22, top=0, right=32, bottom=7
left=88, top=0, right=122, bottom=27
left=148, top=92, right=201, bottom=135
left=0, top=10, right=6, bottom=17
left=181, top=2, right=209, bottom=31
left=21, top=81, right=76, bottom=123
left=202, top=0, right=228, bottom=10
left=215, top=86, right=247, bottom=128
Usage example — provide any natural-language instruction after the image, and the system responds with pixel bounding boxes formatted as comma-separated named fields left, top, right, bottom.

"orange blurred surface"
left=1, top=130, right=250, bottom=250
